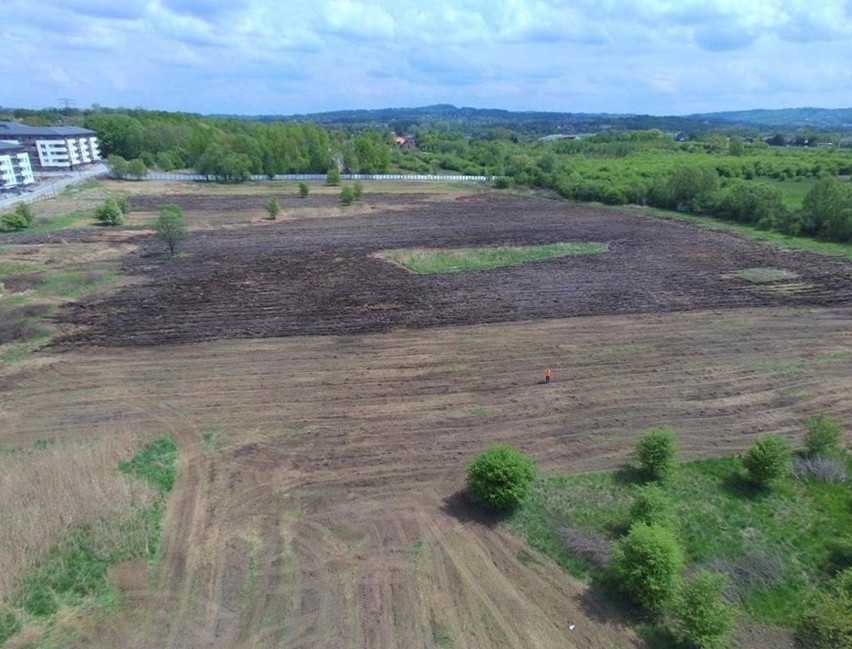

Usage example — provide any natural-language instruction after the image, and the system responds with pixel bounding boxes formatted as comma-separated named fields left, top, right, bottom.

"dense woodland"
left=2, top=105, right=851, bottom=242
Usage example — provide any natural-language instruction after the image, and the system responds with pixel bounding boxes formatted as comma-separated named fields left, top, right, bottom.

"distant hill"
left=251, top=104, right=852, bottom=136
left=695, top=107, right=852, bottom=130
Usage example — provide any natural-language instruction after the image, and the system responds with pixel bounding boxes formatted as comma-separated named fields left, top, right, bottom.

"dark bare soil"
left=59, top=193, right=852, bottom=346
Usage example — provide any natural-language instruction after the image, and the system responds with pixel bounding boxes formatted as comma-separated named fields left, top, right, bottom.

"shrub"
left=1, top=210, right=30, bottom=232
left=669, top=569, right=735, bottom=649
left=610, top=522, right=684, bottom=612
left=340, top=186, right=355, bottom=206
left=466, top=444, right=536, bottom=513
left=116, top=196, right=131, bottom=215
left=630, top=484, right=674, bottom=528
left=796, top=568, right=852, bottom=649
left=14, top=203, right=34, bottom=226
left=494, top=177, right=510, bottom=189
left=353, top=180, right=364, bottom=200
left=298, top=182, right=309, bottom=198
left=804, top=414, right=842, bottom=456
left=742, top=435, right=790, bottom=487
left=266, top=196, right=280, bottom=220
left=95, top=198, right=124, bottom=226
left=326, top=168, right=341, bottom=186
left=634, top=426, right=677, bottom=481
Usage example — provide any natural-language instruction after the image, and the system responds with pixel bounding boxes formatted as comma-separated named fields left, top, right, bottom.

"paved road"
left=0, top=163, right=108, bottom=212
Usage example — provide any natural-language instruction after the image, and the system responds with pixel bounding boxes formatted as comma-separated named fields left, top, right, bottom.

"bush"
left=610, top=522, right=684, bottom=612
left=1, top=210, right=30, bottom=232
left=14, top=203, right=34, bottom=226
left=796, top=568, right=852, bottom=649
left=266, top=196, right=280, bottom=220
left=669, top=569, right=735, bottom=649
left=340, top=186, right=355, bottom=206
left=742, top=435, right=790, bottom=487
left=353, top=180, right=364, bottom=201
left=326, top=168, right=341, bottom=186
left=805, top=414, right=842, bottom=456
left=116, top=196, right=131, bottom=215
left=466, top=444, right=537, bottom=512
left=494, top=177, right=510, bottom=189
left=94, top=198, right=124, bottom=226
left=634, top=426, right=677, bottom=481
left=298, top=182, right=309, bottom=198
left=630, top=484, right=674, bottom=528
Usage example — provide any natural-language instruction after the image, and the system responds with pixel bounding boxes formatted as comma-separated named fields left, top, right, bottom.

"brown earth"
left=56, top=192, right=852, bottom=347
left=2, top=185, right=851, bottom=648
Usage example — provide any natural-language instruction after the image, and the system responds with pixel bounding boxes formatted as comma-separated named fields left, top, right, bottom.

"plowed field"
left=2, top=183, right=851, bottom=649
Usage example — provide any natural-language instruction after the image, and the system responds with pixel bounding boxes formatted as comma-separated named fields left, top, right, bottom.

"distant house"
left=538, top=134, right=579, bottom=142
left=0, top=141, right=35, bottom=192
left=0, top=122, right=101, bottom=171
left=673, top=132, right=690, bottom=142
left=393, top=134, right=417, bottom=151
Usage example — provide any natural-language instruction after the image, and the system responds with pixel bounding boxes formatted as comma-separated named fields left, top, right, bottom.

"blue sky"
left=3, top=0, right=852, bottom=116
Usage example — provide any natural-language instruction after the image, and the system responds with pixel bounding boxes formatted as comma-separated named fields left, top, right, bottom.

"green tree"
left=153, top=205, right=186, bottom=256
left=94, top=198, right=124, bottom=226
left=804, top=414, right=842, bottom=456
left=106, top=154, right=129, bottom=179
left=0, top=204, right=34, bottom=232
left=14, top=203, right=34, bottom=227
left=466, top=444, right=537, bottom=513
left=634, top=426, right=677, bottom=481
left=340, top=186, right=355, bottom=206
left=630, top=484, right=674, bottom=528
left=126, top=158, right=148, bottom=180
left=742, top=435, right=791, bottom=487
left=298, top=182, right=309, bottom=198
left=266, top=196, right=280, bottom=220
left=803, top=176, right=852, bottom=241
left=327, top=168, right=341, bottom=186
left=610, top=522, right=684, bottom=612
left=669, top=569, right=735, bottom=649
left=353, top=180, right=364, bottom=201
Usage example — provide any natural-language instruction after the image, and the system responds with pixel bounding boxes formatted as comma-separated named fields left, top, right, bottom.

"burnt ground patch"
left=58, top=193, right=852, bottom=346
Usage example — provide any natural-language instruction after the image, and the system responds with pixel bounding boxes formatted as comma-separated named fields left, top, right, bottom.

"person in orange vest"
left=544, top=368, right=553, bottom=384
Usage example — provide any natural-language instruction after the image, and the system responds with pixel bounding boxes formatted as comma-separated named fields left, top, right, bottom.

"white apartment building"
left=0, top=142, right=35, bottom=191
left=0, top=122, right=101, bottom=171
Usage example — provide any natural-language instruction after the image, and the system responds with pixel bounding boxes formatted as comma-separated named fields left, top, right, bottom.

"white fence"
left=142, top=172, right=492, bottom=182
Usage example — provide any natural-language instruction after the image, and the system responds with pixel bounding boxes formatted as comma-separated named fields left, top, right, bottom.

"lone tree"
left=266, top=196, right=280, bottom=220
left=466, top=444, right=537, bottom=513
left=743, top=434, right=790, bottom=487
left=298, top=182, right=309, bottom=198
left=326, top=168, right=341, bottom=186
left=353, top=180, right=364, bottom=201
left=340, top=186, right=355, bottom=206
left=634, top=426, right=677, bottom=481
left=153, top=204, right=186, bottom=256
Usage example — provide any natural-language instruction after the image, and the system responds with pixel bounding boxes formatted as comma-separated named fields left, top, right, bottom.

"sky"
left=3, top=0, right=852, bottom=116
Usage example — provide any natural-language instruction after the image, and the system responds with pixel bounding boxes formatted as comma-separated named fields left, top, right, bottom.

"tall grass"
left=0, top=432, right=156, bottom=599
left=379, top=242, right=607, bottom=274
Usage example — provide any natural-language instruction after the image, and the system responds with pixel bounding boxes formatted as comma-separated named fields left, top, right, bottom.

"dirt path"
left=4, top=306, right=850, bottom=648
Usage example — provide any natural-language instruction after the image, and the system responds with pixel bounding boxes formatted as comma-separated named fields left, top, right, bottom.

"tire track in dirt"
left=3, top=307, right=851, bottom=647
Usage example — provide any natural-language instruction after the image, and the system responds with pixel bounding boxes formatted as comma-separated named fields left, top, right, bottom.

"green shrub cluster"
left=805, top=414, right=843, bottom=456
left=669, top=569, right=735, bottom=649
left=796, top=568, right=852, bottom=649
left=94, top=196, right=130, bottom=226
left=0, top=204, right=35, bottom=232
left=466, top=444, right=536, bottom=513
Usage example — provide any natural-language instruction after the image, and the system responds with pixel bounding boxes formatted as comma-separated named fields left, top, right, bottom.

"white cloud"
left=323, top=0, right=396, bottom=40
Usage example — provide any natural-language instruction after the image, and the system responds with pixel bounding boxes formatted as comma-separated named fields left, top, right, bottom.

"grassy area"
left=735, top=268, right=799, bottom=284
left=379, top=242, right=607, bottom=274
left=509, top=453, right=852, bottom=626
left=629, top=205, right=852, bottom=260
left=776, top=178, right=818, bottom=210
left=3, top=436, right=177, bottom=644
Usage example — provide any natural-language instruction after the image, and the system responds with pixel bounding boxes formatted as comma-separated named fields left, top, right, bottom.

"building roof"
left=0, top=121, right=96, bottom=137
left=0, top=141, right=24, bottom=152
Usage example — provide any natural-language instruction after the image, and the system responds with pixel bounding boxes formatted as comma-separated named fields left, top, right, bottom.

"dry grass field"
left=0, top=180, right=850, bottom=648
